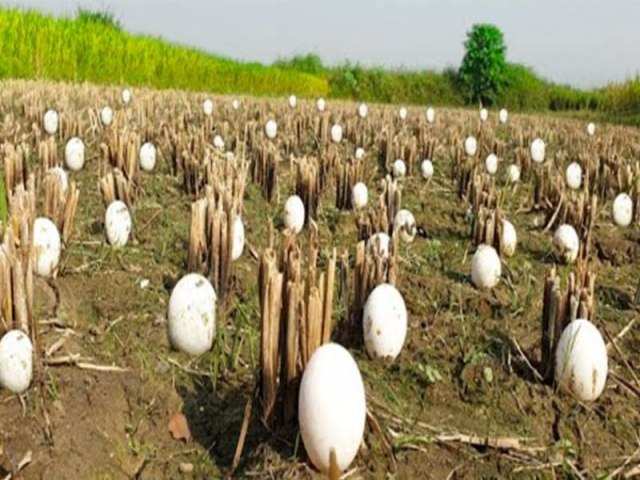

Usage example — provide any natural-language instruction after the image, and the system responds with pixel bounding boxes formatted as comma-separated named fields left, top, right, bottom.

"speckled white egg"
left=612, top=193, right=633, bottom=227
left=501, top=219, right=517, bottom=257
left=46, top=166, right=68, bottom=197
left=231, top=217, right=245, bottom=261
left=352, top=182, right=368, bottom=209
left=105, top=200, right=132, bottom=248
left=265, top=119, right=278, bottom=139
left=507, top=164, right=521, bottom=184
left=355, top=147, right=365, bottom=160
left=316, top=97, right=326, bottom=112
left=0, top=330, right=33, bottom=394
left=426, top=106, right=435, bottom=124
left=421, top=159, right=434, bottom=180
left=288, top=94, right=297, bottom=109
left=530, top=138, right=546, bottom=164
left=566, top=162, right=582, bottom=190
left=471, top=244, right=501, bottom=290
left=479, top=108, right=489, bottom=122
left=464, top=135, right=477, bottom=156
left=64, top=137, right=85, bottom=171
left=33, top=217, right=61, bottom=278
left=213, top=134, right=225, bottom=150
left=168, top=273, right=217, bottom=355
left=398, top=107, right=407, bottom=120
left=393, top=209, right=416, bottom=243
left=358, top=103, right=368, bottom=118
left=367, top=232, right=391, bottom=258
left=392, top=159, right=406, bottom=178
left=139, top=142, right=157, bottom=171
left=363, top=283, right=407, bottom=360
left=203, top=98, right=214, bottom=116
left=555, top=319, right=607, bottom=402
left=485, top=153, right=498, bottom=175
left=553, top=224, right=579, bottom=264
left=331, top=124, right=343, bottom=143
left=298, top=343, right=366, bottom=474
left=499, top=108, right=508, bottom=124
left=284, top=195, right=305, bottom=233
left=121, top=88, right=132, bottom=105
left=587, top=122, right=596, bottom=136
left=100, top=106, right=114, bottom=127
left=232, top=98, right=240, bottom=110
left=43, top=109, right=58, bottom=135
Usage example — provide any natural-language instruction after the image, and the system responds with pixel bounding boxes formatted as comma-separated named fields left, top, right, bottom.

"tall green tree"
left=459, top=24, right=507, bottom=105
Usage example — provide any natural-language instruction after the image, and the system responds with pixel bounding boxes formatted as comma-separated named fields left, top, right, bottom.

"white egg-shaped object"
left=265, top=119, right=278, bottom=139
left=330, top=124, right=343, bottom=143
left=352, top=182, right=368, bottom=209
left=231, top=217, right=245, bottom=261
left=566, top=162, right=582, bottom=190
left=426, top=106, right=435, bottom=124
left=100, top=106, right=114, bottom=127
left=555, top=319, right=608, bottom=402
left=464, top=135, right=477, bottom=156
left=393, top=209, right=416, bottom=243
left=232, top=98, right=240, bottom=110
left=105, top=200, right=132, bottom=248
left=587, top=122, right=596, bottom=136
left=213, top=134, right=225, bottom=150
left=358, top=102, right=368, bottom=118
left=355, top=147, right=365, bottom=160
left=284, top=195, right=305, bottom=233
left=530, top=138, right=546, bottom=164
left=398, top=107, right=407, bottom=120
left=46, top=166, right=68, bottom=197
left=367, top=232, right=391, bottom=258
left=33, top=217, right=61, bottom=278
left=203, top=98, right=214, bottom=116
left=168, top=273, right=217, bottom=355
left=480, top=108, right=489, bottom=122
left=316, top=97, right=326, bottom=112
left=43, top=109, right=58, bottom=135
left=0, top=330, right=33, bottom=394
left=139, top=142, right=157, bottom=172
left=421, top=159, right=434, bottom=180
left=288, top=94, right=297, bottom=108
left=298, top=343, right=366, bottom=474
left=507, top=164, right=521, bottom=184
left=392, top=159, right=406, bottom=178
left=612, top=193, right=633, bottom=227
left=499, top=108, right=508, bottom=124
left=485, top=153, right=498, bottom=175
left=363, top=283, right=407, bottom=360
left=471, top=244, right=501, bottom=289
left=121, top=88, right=132, bottom=105
left=553, top=224, right=579, bottom=264
left=501, top=219, right=517, bottom=257
left=64, top=137, right=85, bottom=171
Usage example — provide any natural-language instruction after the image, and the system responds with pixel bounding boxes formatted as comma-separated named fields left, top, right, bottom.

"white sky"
left=4, top=0, right=640, bottom=88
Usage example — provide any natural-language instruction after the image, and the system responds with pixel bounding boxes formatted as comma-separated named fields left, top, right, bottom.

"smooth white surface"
left=363, top=284, right=408, bottom=360
left=0, top=330, right=33, bottom=394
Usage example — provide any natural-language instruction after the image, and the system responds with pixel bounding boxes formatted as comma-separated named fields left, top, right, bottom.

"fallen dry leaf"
left=168, top=412, right=191, bottom=442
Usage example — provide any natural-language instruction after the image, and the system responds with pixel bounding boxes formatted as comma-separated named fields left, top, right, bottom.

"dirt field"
left=0, top=80, right=638, bottom=479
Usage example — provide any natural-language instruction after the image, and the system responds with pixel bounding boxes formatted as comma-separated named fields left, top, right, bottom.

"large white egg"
left=507, top=164, right=521, bottom=184
left=64, top=137, right=85, bottom=171
left=530, top=138, right=546, bottom=164
left=587, top=122, right=596, bottom=136
left=499, top=108, right=508, bottom=124
left=555, top=319, right=608, bottom=402
left=265, top=119, right=278, bottom=139
left=105, top=200, right=132, bottom=248
left=0, top=330, right=33, bottom=394
left=479, top=108, right=489, bottom=122
left=203, top=98, right=214, bottom=116
left=33, top=217, right=61, bottom=278
left=355, top=147, right=365, bottom=160
left=566, top=162, right=582, bottom=190
left=331, top=124, right=343, bottom=143
left=316, top=97, right=326, bottom=112
left=298, top=343, right=366, bottom=474
left=367, top=232, right=391, bottom=259
left=139, top=142, right=157, bottom=171
left=363, top=283, right=407, bottom=360
left=121, top=88, right=132, bottom=105
left=168, top=273, right=217, bottom=355
left=231, top=217, right=245, bottom=261
left=393, top=209, right=416, bottom=243
left=426, top=106, right=435, bottom=124
left=553, top=224, right=579, bottom=264
left=284, top=195, right=305, bottom=234
left=421, top=159, right=434, bottom=180
left=352, top=182, right=368, bottom=209
left=358, top=103, right=368, bottom=118
left=485, top=153, right=498, bottom=175
left=398, top=107, right=407, bottom=120
left=501, top=219, right=517, bottom=257
left=471, top=244, right=501, bottom=290
left=288, top=94, right=297, bottom=109
left=47, top=166, right=69, bottom=197
left=213, top=134, right=225, bottom=150
left=464, top=135, right=477, bottom=156
left=232, top=98, right=240, bottom=110
left=612, top=193, right=633, bottom=227
left=392, top=159, right=406, bottom=178
left=100, top=106, right=114, bottom=127
left=43, top=109, right=58, bottom=135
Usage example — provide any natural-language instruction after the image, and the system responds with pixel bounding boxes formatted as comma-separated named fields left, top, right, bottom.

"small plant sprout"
left=100, top=106, right=114, bottom=127
left=421, top=159, right=434, bottom=180
left=121, top=88, right=132, bottom=105
left=168, top=273, right=217, bottom=355
left=64, top=137, right=85, bottom=171
left=507, top=164, right=521, bottom=184
left=499, top=108, right=508, bottom=124
left=352, top=182, right=368, bottom=209
left=612, top=193, right=633, bottom=227
left=485, top=153, right=498, bottom=175
left=426, top=106, right=436, bottom=123
left=357, top=102, right=368, bottom=118
left=565, top=162, right=582, bottom=190
left=553, top=224, right=579, bottom=264
left=33, top=217, right=61, bottom=278
left=284, top=195, right=305, bottom=233
left=392, top=159, right=406, bottom=178
left=471, top=244, right=501, bottom=289
left=298, top=343, right=366, bottom=474
left=398, top=107, right=407, bottom=120
left=139, top=142, right=157, bottom=171
left=363, top=283, right=408, bottom=360
left=530, top=138, right=546, bottom=164
left=587, top=122, right=596, bottom=136
left=0, top=330, right=33, bottom=394
left=367, top=232, right=391, bottom=259
left=43, top=109, right=59, bottom=135
left=265, top=118, right=278, bottom=139
left=231, top=217, right=245, bottom=261
left=288, top=94, right=297, bottom=108
left=355, top=147, right=365, bottom=160
left=105, top=200, right=132, bottom=248
left=464, top=135, right=477, bottom=156
left=479, top=107, right=489, bottom=122
left=555, top=319, right=608, bottom=402
left=393, top=209, right=417, bottom=243
left=330, top=123, right=343, bottom=143
left=501, top=219, right=517, bottom=257
left=232, top=98, right=240, bottom=110
left=213, top=134, right=225, bottom=150
left=316, top=97, right=326, bottom=112
left=203, top=98, right=214, bottom=116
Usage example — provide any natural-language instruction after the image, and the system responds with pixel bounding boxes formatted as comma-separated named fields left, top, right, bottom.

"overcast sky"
left=5, top=0, right=640, bottom=88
